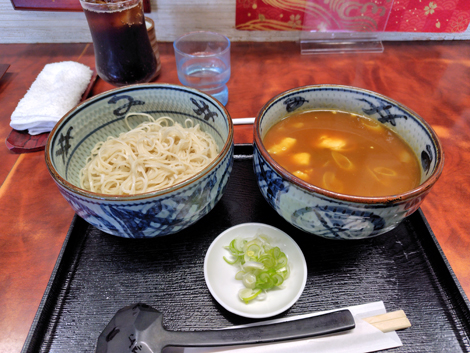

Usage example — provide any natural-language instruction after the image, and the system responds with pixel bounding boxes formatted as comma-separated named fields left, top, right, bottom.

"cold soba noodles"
left=80, top=114, right=218, bottom=195
left=263, top=110, right=421, bottom=197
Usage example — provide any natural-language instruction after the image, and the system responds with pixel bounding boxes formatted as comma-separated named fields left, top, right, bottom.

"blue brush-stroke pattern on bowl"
left=46, top=84, right=234, bottom=239
left=253, top=85, right=444, bottom=240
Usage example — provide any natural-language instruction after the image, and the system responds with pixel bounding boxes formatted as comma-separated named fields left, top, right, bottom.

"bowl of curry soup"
left=253, top=85, right=443, bottom=240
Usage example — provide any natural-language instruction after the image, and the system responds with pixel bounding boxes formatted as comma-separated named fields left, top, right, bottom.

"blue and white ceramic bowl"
left=253, top=85, right=444, bottom=240
left=46, top=83, right=234, bottom=238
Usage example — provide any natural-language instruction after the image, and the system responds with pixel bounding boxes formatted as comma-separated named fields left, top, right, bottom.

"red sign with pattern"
left=236, top=0, right=470, bottom=33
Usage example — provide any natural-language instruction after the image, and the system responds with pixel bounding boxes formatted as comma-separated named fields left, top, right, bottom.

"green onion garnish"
left=223, top=234, right=290, bottom=303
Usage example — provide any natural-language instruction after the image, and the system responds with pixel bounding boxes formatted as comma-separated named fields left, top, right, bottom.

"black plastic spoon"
left=96, top=303, right=355, bottom=353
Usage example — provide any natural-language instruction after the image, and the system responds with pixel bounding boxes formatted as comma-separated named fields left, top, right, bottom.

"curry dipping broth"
left=263, top=110, right=421, bottom=197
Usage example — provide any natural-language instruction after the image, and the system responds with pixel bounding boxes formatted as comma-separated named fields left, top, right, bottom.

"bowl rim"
left=253, top=84, right=444, bottom=205
left=45, top=83, right=234, bottom=201
left=173, top=31, right=231, bottom=59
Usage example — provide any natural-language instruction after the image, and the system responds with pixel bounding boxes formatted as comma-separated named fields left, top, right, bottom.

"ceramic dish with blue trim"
left=45, top=83, right=234, bottom=239
left=253, top=84, right=444, bottom=240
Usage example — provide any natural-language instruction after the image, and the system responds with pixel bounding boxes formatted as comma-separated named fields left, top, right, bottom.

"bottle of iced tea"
left=80, top=0, right=157, bottom=86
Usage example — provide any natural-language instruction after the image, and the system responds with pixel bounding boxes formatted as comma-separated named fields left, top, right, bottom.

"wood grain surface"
left=1, top=41, right=469, bottom=353
left=0, top=64, right=9, bottom=80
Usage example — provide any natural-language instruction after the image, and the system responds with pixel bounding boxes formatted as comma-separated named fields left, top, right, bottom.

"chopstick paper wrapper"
left=233, top=117, right=255, bottom=125
left=165, top=301, right=408, bottom=353
left=9, top=61, right=93, bottom=135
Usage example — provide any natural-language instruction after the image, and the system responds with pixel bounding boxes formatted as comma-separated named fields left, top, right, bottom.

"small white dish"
left=204, top=223, right=307, bottom=319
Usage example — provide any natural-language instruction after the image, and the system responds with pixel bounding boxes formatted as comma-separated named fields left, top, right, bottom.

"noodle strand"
left=80, top=114, right=218, bottom=195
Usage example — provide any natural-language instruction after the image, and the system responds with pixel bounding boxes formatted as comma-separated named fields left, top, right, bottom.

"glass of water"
left=174, top=31, right=231, bottom=106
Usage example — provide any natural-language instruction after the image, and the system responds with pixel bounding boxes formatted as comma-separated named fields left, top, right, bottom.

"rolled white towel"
left=10, top=61, right=93, bottom=135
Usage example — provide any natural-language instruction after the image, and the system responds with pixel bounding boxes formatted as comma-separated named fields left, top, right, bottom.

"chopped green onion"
left=243, top=261, right=264, bottom=271
left=259, top=254, right=276, bottom=268
left=242, top=272, right=257, bottom=288
left=235, top=270, right=245, bottom=280
left=238, top=288, right=263, bottom=303
left=272, top=273, right=284, bottom=286
left=223, top=256, right=240, bottom=265
left=224, top=233, right=290, bottom=303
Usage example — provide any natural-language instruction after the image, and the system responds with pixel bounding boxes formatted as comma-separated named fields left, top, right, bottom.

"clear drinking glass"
left=80, top=0, right=157, bottom=86
left=173, top=31, right=231, bottom=106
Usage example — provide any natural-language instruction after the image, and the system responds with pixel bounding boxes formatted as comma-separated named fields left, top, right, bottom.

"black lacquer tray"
left=22, top=145, right=470, bottom=353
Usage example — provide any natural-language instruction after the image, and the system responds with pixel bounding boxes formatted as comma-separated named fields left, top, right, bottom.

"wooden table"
left=1, top=41, right=469, bottom=353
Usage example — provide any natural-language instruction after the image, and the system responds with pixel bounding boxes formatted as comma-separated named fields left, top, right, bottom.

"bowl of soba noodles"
left=253, top=85, right=444, bottom=240
left=46, top=83, right=234, bottom=238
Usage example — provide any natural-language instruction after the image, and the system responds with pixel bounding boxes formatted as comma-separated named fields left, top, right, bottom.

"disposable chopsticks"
left=363, top=310, right=411, bottom=333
